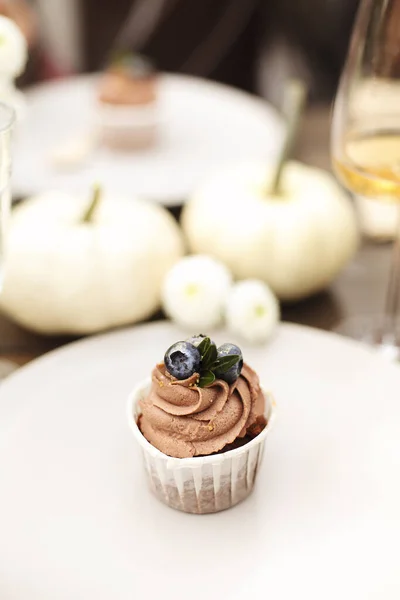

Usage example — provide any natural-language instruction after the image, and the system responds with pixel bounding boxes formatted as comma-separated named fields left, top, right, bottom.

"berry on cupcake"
left=163, top=335, right=242, bottom=388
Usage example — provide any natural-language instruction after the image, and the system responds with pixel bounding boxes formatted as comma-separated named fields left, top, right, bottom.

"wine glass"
left=0, top=103, right=16, bottom=378
left=331, top=0, right=400, bottom=359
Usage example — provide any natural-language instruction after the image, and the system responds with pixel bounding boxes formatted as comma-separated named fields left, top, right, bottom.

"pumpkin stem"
left=269, top=79, right=307, bottom=196
left=82, top=184, right=101, bottom=223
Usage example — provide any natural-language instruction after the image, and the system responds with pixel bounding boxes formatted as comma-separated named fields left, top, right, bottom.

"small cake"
left=97, top=53, right=159, bottom=150
left=127, top=334, right=275, bottom=514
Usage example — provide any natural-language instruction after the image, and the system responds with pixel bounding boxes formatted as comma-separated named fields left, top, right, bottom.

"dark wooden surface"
left=2, top=104, right=392, bottom=367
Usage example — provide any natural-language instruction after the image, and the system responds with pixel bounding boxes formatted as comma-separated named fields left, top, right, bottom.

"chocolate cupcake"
left=97, top=53, right=159, bottom=150
left=127, top=335, right=275, bottom=514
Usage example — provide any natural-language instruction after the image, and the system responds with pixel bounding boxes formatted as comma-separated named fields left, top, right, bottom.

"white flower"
left=225, top=279, right=280, bottom=344
left=0, top=16, right=27, bottom=78
left=162, top=255, right=232, bottom=330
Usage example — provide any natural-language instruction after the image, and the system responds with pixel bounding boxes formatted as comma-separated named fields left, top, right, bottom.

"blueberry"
left=215, top=343, right=243, bottom=384
left=164, top=341, right=201, bottom=380
left=186, top=334, right=208, bottom=347
left=187, top=334, right=216, bottom=356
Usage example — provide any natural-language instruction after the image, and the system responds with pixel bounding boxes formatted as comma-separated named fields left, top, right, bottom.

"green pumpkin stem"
left=82, top=184, right=101, bottom=223
left=269, top=79, right=307, bottom=196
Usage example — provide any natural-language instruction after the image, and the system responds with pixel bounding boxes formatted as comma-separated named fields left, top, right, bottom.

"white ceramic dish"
left=13, top=74, right=284, bottom=205
left=1, top=321, right=400, bottom=599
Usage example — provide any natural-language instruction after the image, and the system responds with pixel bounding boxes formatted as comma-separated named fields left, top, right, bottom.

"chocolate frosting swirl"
left=139, top=362, right=265, bottom=458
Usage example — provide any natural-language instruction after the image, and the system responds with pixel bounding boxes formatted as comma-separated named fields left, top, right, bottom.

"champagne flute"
left=332, top=0, right=400, bottom=359
left=0, top=103, right=16, bottom=378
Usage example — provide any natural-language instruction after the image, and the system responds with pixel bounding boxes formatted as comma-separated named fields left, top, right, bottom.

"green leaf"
left=213, top=355, right=240, bottom=374
left=197, top=336, right=211, bottom=358
left=198, top=370, right=216, bottom=388
left=201, top=343, right=217, bottom=370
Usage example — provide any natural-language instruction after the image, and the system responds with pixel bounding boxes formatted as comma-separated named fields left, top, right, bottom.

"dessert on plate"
left=127, top=334, right=275, bottom=514
left=97, top=53, right=159, bottom=150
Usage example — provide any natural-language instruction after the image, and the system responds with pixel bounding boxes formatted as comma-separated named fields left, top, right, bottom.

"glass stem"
left=381, top=205, right=400, bottom=346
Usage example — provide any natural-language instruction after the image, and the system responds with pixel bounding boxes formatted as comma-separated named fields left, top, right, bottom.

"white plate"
left=13, top=74, right=284, bottom=205
left=1, top=321, right=400, bottom=599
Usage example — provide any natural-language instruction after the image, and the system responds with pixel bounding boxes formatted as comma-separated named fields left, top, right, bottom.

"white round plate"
left=1, top=321, right=399, bottom=599
left=13, top=74, right=283, bottom=205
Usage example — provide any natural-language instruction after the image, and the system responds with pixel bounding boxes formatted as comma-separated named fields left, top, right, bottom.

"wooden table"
left=2, top=104, right=393, bottom=367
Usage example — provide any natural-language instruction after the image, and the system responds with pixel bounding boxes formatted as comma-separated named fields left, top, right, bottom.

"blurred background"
left=3, top=0, right=395, bottom=368
left=15, top=0, right=359, bottom=103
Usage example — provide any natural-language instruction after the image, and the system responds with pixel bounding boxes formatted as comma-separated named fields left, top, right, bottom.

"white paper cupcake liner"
left=96, top=102, right=162, bottom=150
left=96, top=102, right=161, bottom=127
left=127, top=378, right=276, bottom=514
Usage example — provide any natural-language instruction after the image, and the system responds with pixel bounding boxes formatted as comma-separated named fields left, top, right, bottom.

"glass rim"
left=0, top=102, right=16, bottom=132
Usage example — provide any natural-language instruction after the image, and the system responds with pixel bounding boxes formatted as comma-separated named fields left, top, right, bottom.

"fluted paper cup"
left=127, top=378, right=276, bottom=514
left=97, top=103, right=160, bottom=149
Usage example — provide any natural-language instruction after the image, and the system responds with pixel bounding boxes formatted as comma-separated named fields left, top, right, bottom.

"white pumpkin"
left=1, top=190, right=185, bottom=334
left=182, top=161, right=359, bottom=301
left=0, top=16, right=27, bottom=78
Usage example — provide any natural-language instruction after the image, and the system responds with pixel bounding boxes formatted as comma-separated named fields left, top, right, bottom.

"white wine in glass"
left=334, top=130, right=400, bottom=199
left=332, top=0, right=400, bottom=358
